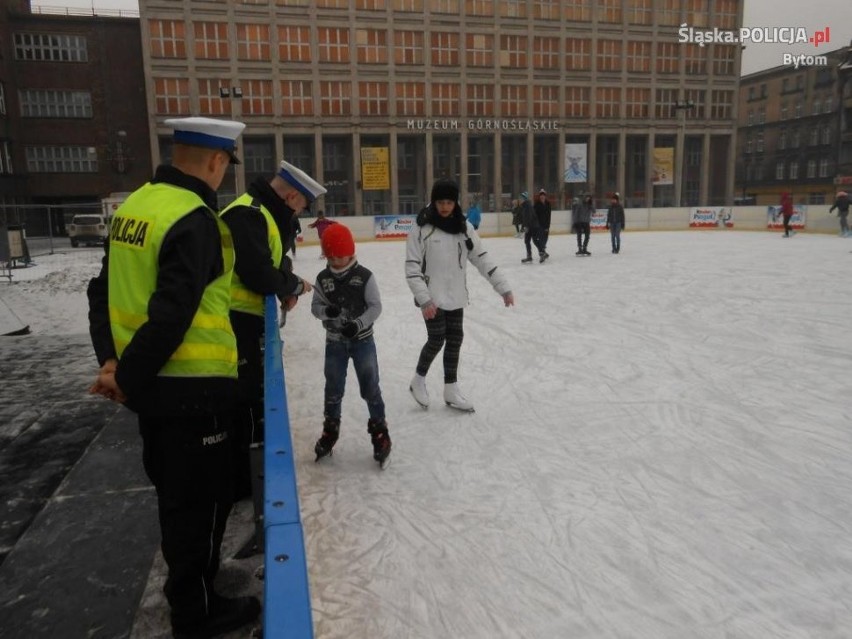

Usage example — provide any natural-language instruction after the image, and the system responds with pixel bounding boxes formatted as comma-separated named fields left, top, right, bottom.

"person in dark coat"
left=86, top=117, right=262, bottom=638
left=606, top=192, right=626, bottom=254
left=574, top=193, right=594, bottom=255
left=829, top=191, right=850, bottom=237
left=534, top=189, right=552, bottom=253
left=779, top=192, right=794, bottom=238
left=519, top=191, right=547, bottom=263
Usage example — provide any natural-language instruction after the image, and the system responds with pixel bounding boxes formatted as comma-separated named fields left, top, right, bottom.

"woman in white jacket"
left=405, top=179, right=514, bottom=411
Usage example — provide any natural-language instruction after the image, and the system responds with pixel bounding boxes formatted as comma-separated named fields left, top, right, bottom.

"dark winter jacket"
left=830, top=195, right=850, bottom=216
left=575, top=200, right=594, bottom=225
left=607, top=203, right=626, bottom=228
left=534, top=199, right=552, bottom=230
left=520, top=200, right=539, bottom=230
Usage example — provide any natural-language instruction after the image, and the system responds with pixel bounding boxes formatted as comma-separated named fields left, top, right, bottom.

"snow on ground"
left=4, top=231, right=852, bottom=638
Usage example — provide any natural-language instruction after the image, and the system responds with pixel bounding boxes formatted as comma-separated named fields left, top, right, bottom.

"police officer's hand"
left=291, top=277, right=313, bottom=296
left=89, top=358, right=126, bottom=403
left=281, top=295, right=298, bottom=312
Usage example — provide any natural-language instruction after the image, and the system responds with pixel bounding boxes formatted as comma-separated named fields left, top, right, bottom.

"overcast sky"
left=29, top=0, right=852, bottom=76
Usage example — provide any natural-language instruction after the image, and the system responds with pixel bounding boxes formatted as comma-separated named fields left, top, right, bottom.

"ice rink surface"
left=4, top=229, right=852, bottom=638
left=283, top=231, right=852, bottom=639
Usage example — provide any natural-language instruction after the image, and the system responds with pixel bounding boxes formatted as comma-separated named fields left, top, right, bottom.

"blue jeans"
left=324, top=336, right=385, bottom=422
left=610, top=223, right=622, bottom=252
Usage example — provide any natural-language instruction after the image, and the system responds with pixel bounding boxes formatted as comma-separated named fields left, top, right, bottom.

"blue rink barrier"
left=263, top=296, right=314, bottom=638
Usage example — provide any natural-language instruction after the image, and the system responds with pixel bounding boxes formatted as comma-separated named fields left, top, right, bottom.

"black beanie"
left=430, top=179, right=459, bottom=204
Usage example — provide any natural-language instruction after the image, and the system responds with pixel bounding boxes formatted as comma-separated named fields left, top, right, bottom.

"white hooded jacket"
left=405, top=216, right=510, bottom=311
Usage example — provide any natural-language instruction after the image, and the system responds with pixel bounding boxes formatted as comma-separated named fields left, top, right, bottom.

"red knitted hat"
left=321, top=223, right=355, bottom=258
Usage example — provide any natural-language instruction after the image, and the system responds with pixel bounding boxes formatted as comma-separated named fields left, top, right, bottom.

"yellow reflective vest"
left=219, top=193, right=284, bottom=317
left=107, top=182, right=238, bottom=379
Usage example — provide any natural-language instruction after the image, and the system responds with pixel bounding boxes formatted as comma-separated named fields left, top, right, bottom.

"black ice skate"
left=539, top=251, right=549, bottom=263
left=314, top=417, right=340, bottom=462
left=368, top=419, right=392, bottom=470
left=521, top=255, right=533, bottom=263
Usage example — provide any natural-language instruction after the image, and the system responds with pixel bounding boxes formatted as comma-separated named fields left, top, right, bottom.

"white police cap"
left=165, top=117, right=246, bottom=164
left=277, top=160, right=327, bottom=202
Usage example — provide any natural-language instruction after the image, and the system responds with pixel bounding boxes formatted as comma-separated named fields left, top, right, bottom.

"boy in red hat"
left=310, top=223, right=391, bottom=468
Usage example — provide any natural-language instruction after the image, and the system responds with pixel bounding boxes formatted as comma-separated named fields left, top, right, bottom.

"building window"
left=393, top=0, right=423, bottom=11
left=778, top=130, right=787, bottom=150
left=597, top=39, right=622, bottom=72
left=655, top=88, right=678, bottom=119
left=789, top=161, right=798, bottom=180
left=279, top=26, right=311, bottom=62
left=684, top=44, right=706, bottom=75
left=626, top=41, right=650, bottom=73
left=532, top=37, right=559, bottom=69
left=197, top=80, right=232, bottom=116
left=564, top=0, right=591, bottom=21
left=318, top=0, right=348, bottom=7
left=625, top=87, right=650, bottom=118
left=243, top=136, right=275, bottom=177
left=656, top=42, right=679, bottom=74
left=501, top=85, right=527, bottom=117
left=0, top=83, right=5, bottom=115
left=808, top=192, right=825, bottom=205
left=775, top=161, right=784, bottom=180
left=466, top=33, right=494, bottom=67
left=394, top=30, right=423, bottom=65
left=755, top=131, right=763, bottom=152
left=533, top=85, right=558, bottom=117
left=565, top=38, right=590, bottom=71
left=716, top=0, right=737, bottom=29
left=686, top=0, right=708, bottom=27
left=822, top=125, right=831, bottom=145
left=154, top=77, right=190, bottom=115
left=596, top=87, right=621, bottom=119
left=791, top=129, right=800, bottom=148
left=744, top=136, right=752, bottom=153
left=466, top=84, right=494, bottom=116
left=812, top=99, right=821, bottom=115
left=757, top=107, right=765, bottom=124
left=780, top=102, right=788, bottom=120
left=0, top=141, right=13, bottom=174
left=396, top=82, right=425, bottom=116
left=712, top=45, right=736, bottom=75
left=565, top=86, right=590, bottom=118
left=627, top=0, right=652, bottom=24
left=241, top=80, right=273, bottom=115
left=356, top=29, right=388, bottom=64
left=709, top=89, right=733, bottom=120
left=597, top=0, right=621, bottom=23
left=236, top=24, right=270, bottom=60
left=14, top=33, right=87, bottom=62
left=359, top=81, right=388, bottom=115
left=149, top=20, right=186, bottom=58
left=657, top=0, right=680, bottom=26
left=26, top=145, right=97, bottom=172
left=806, top=159, right=816, bottom=178
left=465, top=0, right=493, bottom=16
left=793, top=101, right=802, bottom=118
left=194, top=22, right=229, bottom=59
left=280, top=80, right=313, bottom=116
left=431, top=32, right=459, bottom=66
left=356, top=0, right=386, bottom=8
left=430, top=0, right=460, bottom=13
left=533, top=0, right=559, bottom=20
left=809, top=128, right=819, bottom=145
left=819, top=159, right=830, bottom=178
left=433, top=83, right=460, bottom=116
left=500, top=0, right=525, bottom=17
left=499, top=35, right=525, bottom=68
left=320, top=81, right=351, bottom=116
left=318, top=27, right=350, bottom=63
left=747, top=110, right=753, bottom=125
left=19, top=89, right=92, bottom=118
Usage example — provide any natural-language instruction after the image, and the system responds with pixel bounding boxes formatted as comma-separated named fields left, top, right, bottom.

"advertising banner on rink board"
left=689, top=207, right=734, bottom=228
left=374, top=215, right=415, bottom=239
left=590, top=209, right=608, bottom=230
left=766, top=205, right=807, bottom=229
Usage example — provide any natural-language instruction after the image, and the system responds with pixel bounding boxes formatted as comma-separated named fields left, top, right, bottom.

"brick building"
left=736, top=45, right=852, bottom=206
left=139, top=0, right=742, bottom=213
left=0, top=2, right=151, bottom=233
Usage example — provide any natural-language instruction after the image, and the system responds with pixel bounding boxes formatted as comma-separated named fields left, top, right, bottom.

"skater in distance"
left=405, top=178, right=514, bottom=412
left=311, top=223, right=391, bottom=468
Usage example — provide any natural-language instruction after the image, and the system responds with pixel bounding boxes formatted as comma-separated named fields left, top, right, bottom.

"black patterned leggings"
left=416, top=308, right=464, bottom=384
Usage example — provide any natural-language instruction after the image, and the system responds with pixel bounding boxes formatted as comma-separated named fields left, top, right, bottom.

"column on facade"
left=425, top=131, right=434, bottom=197
left=617, top=130, right=626, bottom=200
left=724, top=134, right=736, bottom=207
left=587, top=131, right=597, bottom=200
left=493, top=132, right=502, bottom=213
left=700, top=131, right=711, bottom=206
left=389, top=129, right=399, bottom=215
left=352, top=132, right=361, bottom=216
left=647, top=132, right=655, bottom=210
left=460, top=129, right=469, bottom=204
left=675, top=118, right=685, bottom=207
left=557, top=129, right=566, bottom=208
left=525, top=129, right=534, bottom=194
left=313, top=131, right=325, bottom=214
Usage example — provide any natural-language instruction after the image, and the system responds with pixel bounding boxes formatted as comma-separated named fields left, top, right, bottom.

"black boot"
left=314, top=417, right=340, bottom=461
left=367, top=419, right=392, bottom=465
left=521, top=255, right=533, bottom=263
left=172, top=594, right=261, bottom=639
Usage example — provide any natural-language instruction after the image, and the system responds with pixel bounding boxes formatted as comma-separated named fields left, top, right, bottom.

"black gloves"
left=325, top=305, right=341, bottom=318
left=341, top=322, right=359, bottom=338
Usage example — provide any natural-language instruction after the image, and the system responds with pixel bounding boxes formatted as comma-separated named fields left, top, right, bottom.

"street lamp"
left=673, top=99, right=694, bottom=206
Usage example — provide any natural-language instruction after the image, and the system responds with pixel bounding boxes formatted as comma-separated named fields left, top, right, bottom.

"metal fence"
left=1, top=203, right=104, bottom=257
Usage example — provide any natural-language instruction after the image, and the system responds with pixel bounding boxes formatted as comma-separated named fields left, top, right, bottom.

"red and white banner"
left=689, top=207, right=733, bottom=228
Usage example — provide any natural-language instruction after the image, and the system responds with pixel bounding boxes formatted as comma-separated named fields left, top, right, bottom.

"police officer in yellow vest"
left=86, top=117, right=261, bottom=638
left=218, top=160, right=324, bottom=548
